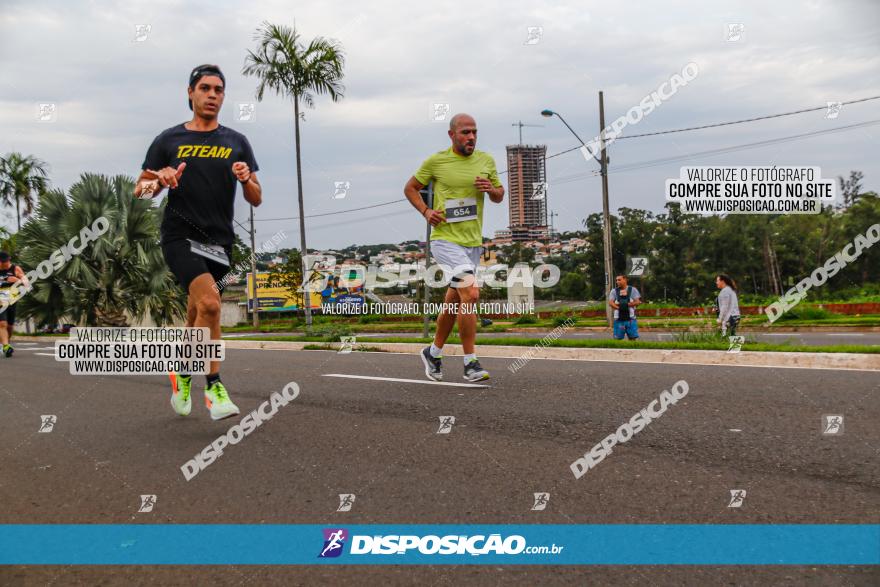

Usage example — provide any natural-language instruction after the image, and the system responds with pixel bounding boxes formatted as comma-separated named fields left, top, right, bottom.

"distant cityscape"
left=259, top=141, right=584, bottom=268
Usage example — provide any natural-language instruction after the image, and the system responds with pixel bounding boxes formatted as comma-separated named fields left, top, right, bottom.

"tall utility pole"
left=598, top=91, right=615, bottom=328
left=549, top=210, right=559, bottom=238
left=249, top=205, right=260, bottom=330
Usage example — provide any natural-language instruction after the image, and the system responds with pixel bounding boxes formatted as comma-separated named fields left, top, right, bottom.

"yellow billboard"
left=245, top=272, right=322, bottom=311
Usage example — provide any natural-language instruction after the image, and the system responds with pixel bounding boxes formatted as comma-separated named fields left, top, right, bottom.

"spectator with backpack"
left=608, top=274, right=642, bottom=340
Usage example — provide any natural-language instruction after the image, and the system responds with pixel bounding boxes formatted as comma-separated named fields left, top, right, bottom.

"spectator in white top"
left=715, top=274, right=741, bottom=336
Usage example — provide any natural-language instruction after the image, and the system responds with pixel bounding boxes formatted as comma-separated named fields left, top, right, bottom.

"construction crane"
left=511, top=120, right=543, bottom=144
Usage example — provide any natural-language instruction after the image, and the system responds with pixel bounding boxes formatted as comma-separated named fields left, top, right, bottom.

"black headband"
left=189, top=66, right=225, bottom=89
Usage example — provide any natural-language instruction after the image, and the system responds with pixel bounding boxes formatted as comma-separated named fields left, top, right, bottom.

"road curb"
left=16, top=336, right=875, bottom=371
left=222, top=340, right=879, bottom=371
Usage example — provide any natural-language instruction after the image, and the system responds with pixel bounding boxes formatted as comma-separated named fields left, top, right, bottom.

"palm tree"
left=243, top=21, right=345, bottom=329
left=16, top=173, right=186, bottom=327
left=0, top=152, right=49, bottom=232
left=0, top=226, right=14, bottom=253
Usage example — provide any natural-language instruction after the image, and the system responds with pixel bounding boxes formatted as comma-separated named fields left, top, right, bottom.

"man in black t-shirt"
left=0, top=251, right=28, bottom=357
left=135, top=64, right=262, bottom=421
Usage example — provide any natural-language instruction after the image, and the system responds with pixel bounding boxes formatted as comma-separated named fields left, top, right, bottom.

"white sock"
left=429, top=344, right=443, bottom=358
left=463, top=353, right=477, bottom=365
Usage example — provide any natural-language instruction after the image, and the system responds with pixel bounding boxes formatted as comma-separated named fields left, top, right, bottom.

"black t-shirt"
left=141, top=123, right=258, bottom=246
left=0, top=264, right=18, bottom=289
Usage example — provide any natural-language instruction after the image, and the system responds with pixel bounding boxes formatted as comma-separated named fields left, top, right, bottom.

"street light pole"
left=541, top=105, right=614, bottom=327
left=597, top=91, right=615, bottom=328
left=421, top=183, right=433, bottom=339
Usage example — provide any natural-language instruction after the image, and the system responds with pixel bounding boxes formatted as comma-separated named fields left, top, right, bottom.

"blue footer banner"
left=1, top=525, right=877, bottom=565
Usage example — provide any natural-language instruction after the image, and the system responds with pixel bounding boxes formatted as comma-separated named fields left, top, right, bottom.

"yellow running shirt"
left=413, top=147, right=502, bottom=247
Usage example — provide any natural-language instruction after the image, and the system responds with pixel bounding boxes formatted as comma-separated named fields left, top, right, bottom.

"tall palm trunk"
left=293, top=94, right=312, bottom=329
left=15, top=197, right=20, bottom=232
left=94, top=306, right=129, bottom=327
left=762, top=234, right=782, bottom=295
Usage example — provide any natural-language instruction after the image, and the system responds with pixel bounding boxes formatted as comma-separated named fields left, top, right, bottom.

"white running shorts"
left=430, top=239, right=482, bottom=286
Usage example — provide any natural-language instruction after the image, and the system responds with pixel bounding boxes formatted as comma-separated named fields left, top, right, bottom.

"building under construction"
left=505, top=144, right=550, bottom=242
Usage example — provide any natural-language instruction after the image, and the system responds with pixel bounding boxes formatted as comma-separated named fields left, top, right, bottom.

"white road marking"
left=828, top=333, right=864, bottom=336
left=19, top=347, right=57, bottom=351
left=322, top=373, right=489, bottom=388
left=34, top=353, right=56, bottom=357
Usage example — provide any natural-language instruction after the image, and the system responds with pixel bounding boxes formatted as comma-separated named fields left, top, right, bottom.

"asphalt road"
left=2, top=342, right=878, bottom=585
left=225, top=329, right=880, bottom=347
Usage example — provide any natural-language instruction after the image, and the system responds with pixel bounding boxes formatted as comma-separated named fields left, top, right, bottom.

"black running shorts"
left=161, top=240, right=232, bottom=293
left=0, top=303, right=16, bottom=324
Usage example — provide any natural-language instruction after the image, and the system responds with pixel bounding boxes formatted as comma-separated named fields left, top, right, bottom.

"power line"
left=611, top=119, right=880, bottom=173
left=240, top=198, right=405, bottom=225
left=612, top=95, right=880, bottom=140
left=550, top=119, right=880, bottom=185
left=546, top=146, right=583, bottom=160
left=498, top=145, right=581, bottom=176
left=233, top=217, right=251, bottom=233
left=237, top=96, right=880, bottom=225
left=509, top=95, right=880, bottom=174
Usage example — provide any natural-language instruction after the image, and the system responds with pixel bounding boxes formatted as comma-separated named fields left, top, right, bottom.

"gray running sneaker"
left=420, top=346, right=442, bottom=381
left=464, top=358, right=489, bottom=382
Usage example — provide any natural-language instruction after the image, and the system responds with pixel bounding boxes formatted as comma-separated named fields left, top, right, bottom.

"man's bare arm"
left=242, top=174, right=262, bottom=207
left=488, top=184, right=505, bottom=203
left=404, top=177, right=444, bottom=226
left=16, top=265, right=29, bottom=290
left=232, top=162, right=261, bottom=206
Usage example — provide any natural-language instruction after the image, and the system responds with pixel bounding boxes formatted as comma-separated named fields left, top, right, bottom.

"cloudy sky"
left=1, top=0, right=878, bottom=251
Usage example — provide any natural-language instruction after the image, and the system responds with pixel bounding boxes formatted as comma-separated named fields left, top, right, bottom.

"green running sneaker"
left=204, top=381, right=240, bottom=421
left=169, top=372, right=192, bottom=416
left=3, top=344, right=13, bottom=358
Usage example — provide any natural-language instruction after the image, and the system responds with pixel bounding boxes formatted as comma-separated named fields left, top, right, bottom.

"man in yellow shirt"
left=404, top=113, right=504, bottom=382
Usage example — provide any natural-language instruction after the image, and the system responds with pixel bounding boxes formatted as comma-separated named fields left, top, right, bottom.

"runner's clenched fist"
left=232, top=161, right=251, bottom=183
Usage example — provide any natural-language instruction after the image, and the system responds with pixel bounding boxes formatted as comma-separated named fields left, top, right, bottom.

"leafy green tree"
left=265, top=247, right=304, bottom=304
left=581, top=212, right=612, bottom=299
left=231, top=233, right=252, bottom=269
left=558, top=272, right=587, bottom=299
left=838, top=194, right=880, bottom=285
left=838, top=170, right=864, bottom=209
left=499, top=243, right=535, bottom=265
left=0, top=227, right=14, bottom=253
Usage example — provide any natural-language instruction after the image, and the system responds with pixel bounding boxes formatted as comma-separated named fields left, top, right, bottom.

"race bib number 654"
left=445, top=197, right=477, bottom=223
